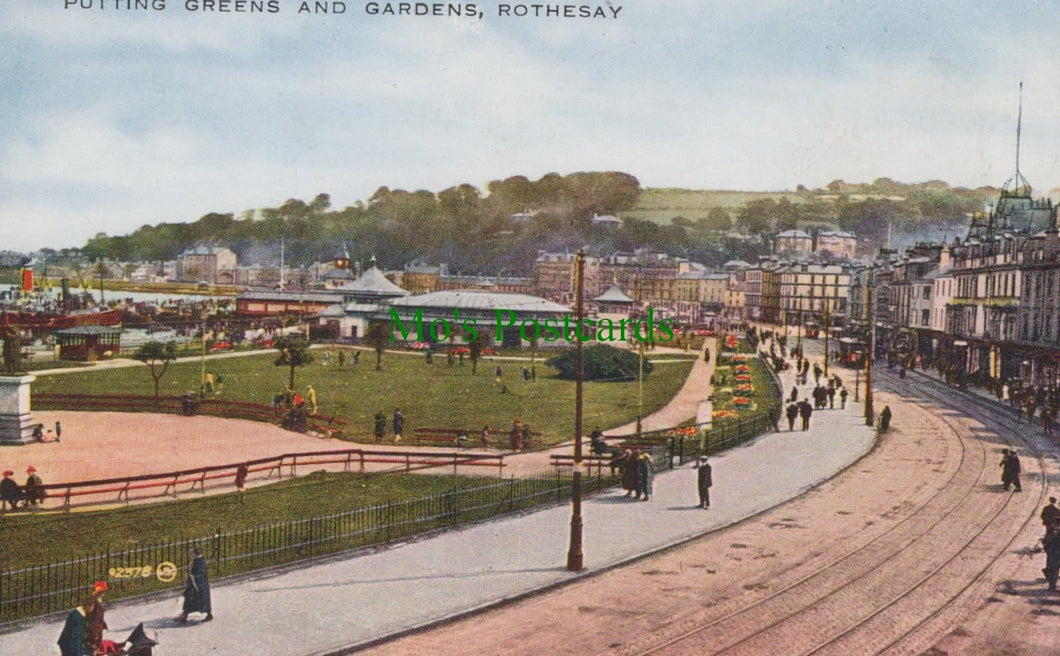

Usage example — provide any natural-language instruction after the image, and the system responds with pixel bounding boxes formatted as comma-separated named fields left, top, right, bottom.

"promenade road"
left=2, top=346, right=874, bottom=655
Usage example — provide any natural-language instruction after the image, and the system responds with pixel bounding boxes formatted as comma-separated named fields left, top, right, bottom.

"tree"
left=274, top=335, right=313, bottom=388
left=133, top=340, right=178, bottom=401
left=701, top=207, right=731, bottom=232
left=465, top=330, right=494, bottom=375
left=364, top=321, right=390, bottom=371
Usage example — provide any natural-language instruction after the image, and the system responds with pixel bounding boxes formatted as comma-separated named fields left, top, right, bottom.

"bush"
left=546, top=344, right=653, bottom=381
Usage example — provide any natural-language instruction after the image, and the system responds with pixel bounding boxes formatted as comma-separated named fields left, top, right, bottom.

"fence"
left=15, top=448, right=506, bottom=512
left=34, top=393, right=346, bottom=437
left=0, top=470, right=615, bottom=624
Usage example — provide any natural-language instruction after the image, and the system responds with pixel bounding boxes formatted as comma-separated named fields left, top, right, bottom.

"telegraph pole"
left=566, top=248, right=586, bottom=572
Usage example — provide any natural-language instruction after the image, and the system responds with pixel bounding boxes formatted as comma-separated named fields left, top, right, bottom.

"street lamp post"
left=566, top=248, right=586, bottom=572
left=636, top=341, right=644, bottom=438
left=864, top=272, right=875, bottom=426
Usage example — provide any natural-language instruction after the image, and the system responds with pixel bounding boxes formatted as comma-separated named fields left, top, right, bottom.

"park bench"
left=414, top=428, right=480, bottom=448
left=413, top=427, right=543, bottom=449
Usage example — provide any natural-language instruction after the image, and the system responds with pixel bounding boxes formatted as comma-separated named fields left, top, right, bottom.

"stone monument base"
left=0, top=375, right=36, bottom=445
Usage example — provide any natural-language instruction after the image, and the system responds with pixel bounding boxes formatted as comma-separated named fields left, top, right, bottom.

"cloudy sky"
left=2, top=1, right=1060, bottom=251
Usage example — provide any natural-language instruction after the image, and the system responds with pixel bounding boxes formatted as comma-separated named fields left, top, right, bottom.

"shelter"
left=54, top=326, right=121, bottom=361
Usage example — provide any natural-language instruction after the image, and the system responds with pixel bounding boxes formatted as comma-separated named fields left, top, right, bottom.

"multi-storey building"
left=1016, top=230, right=1060, bottom=385
left=776, top=263, right=850, bottom=326
left=775, top=230, right=813, bottom=257
left=945, top=233, right=1027, bottom=383
left=816, top=231, right=858, bottom=260
left=177, top=246, right=238, bottom=284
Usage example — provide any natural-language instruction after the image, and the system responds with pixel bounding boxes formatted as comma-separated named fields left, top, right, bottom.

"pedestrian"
left=352, top=350, right=361, bottom=366
left=57, top=600, right=92, bottom=656
left=177, top=547, right=212, bottom=623
left=24, top=465, right=45, bottom=507
left=798, top=398, right=813, bottom=431
left=337, top=349, right=345, bottom=367
left=55, top=420, right=62, bottom=440
left=840, top=387, right=848, bottom=409
left=306, top=385, right=317, bottom=414
left=636, top=452, right=654, bottom=501
left=879, top=405, right=892, bottom=432
left=789, top=386, right=798, bottom=404
left=827, top=384, right=836, bottom=409
left=510, top=417, right=524, bottom=451
left=85, top=580, right=109, bottom=654
left=696, top=456, right=712, bottom=508
left=393, top=408, right=404, bottom=442
left=480, top=425, right=491, bottom=449
left=620, top=449, right=637, bottom=497
left=1042, top=497, right=1060, bottom=535
left=1043, top=520, right=1060, bottom=592
left=786, top=403, right=798, bottom=431
left=32, top=423, right=43, bottom=441
left=234, top=463, right=249, bottom=503
left=1043, top=404, right=1056, bottom=437
left=1, top=469, right=22, bottom=511
left=374, top=411, right=386, bottom=442
left=1000, top=449, right=1022, bottom=492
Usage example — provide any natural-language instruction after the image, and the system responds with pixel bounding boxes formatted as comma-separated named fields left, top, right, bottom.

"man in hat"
left=1, top=469, right=22, bottom=511
left=1000, top=449, right=1022, bottom=492
left=696, top=456, right=713, bottom=508
left=85, top=580, right=109, bottom=653
left=24, top=465, right=45, bottom=507
left=1042, top=497, right=1060, bottom=536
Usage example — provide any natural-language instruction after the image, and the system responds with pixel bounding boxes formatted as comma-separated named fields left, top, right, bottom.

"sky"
left=2, top=0, right=1060, bottom=252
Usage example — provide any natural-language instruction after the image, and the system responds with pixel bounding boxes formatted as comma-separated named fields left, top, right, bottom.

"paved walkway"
left=1, top=344, right=876, bottom=655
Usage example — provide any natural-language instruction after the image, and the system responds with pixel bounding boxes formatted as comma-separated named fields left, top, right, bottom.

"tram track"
left=632, top=368, right=1047, bottom=656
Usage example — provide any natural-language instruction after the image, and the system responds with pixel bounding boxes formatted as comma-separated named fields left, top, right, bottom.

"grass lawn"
left=630, top=188, right=808, bottom=224
left=0, top=471, right=494, bottom=570
left=32, top=348, right=693, bottom=445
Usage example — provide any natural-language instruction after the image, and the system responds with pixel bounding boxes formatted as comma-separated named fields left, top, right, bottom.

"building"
left=815, top=231, right=858, bottom=260
left=775, top=230, right=813, bottom=257
left=590, top=213, right=622, bottom=228
left=177, top=246, right=238, bottom=284
left=1016, top=230, right=1060, bottom=385
left=776, top=263, right=850, bottom=326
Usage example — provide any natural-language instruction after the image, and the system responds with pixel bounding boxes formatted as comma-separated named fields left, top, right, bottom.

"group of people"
left=57, top=581, right=159, bottom=656
left=1, top=465, right=45, bottom=512
left=271, top=385, right=317, bottom=414
left=57, top=548, right=209, bottom=654
left=374, top=408, right=404, bottom=442
left=617, top=448, right=655, bottom=501
left=1006, top=383, right=1060, bottom=436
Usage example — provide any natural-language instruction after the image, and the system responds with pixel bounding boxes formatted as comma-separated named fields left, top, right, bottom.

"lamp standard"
left=636, top=340, right=644, bottom=438
left=864, top=270, right=875, bottom=426
left=566, top=248, right=586, bottom=572
left=823, top=301, right=830, bottom=378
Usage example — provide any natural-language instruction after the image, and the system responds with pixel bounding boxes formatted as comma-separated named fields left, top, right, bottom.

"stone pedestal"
left=0, top=375, right=37, bottom=445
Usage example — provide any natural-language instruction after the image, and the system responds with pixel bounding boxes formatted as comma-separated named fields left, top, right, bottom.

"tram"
left=837, top=337, right=867, bottom=368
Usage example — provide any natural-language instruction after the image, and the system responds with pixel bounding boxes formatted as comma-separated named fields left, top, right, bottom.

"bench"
left=413, top=427, right=543, bottom=449
left=414, top=428, right=482, bottom=448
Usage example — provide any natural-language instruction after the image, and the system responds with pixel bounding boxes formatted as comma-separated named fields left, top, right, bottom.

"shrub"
left=546, top=344, right=653, bottom=382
